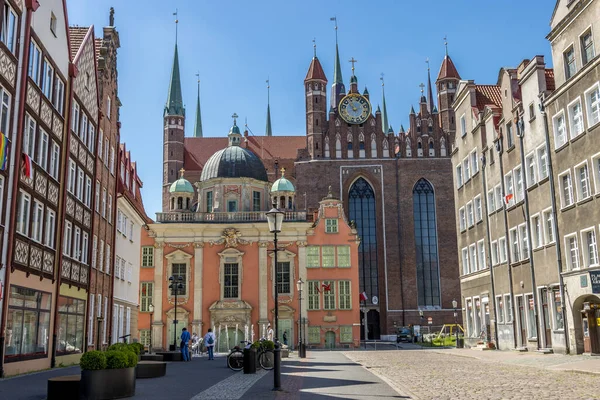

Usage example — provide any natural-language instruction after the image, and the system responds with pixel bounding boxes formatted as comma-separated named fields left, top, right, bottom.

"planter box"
left=81, top=367, right=136, bottom=400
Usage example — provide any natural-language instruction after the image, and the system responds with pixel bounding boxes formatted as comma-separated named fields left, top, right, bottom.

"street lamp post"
left=169, top=276, right=184, bottom=351
left=149, top=303, right=154, bottom=354
left=266, top=207, right=284, bottom=391
left=452, top=299, right=458, bottom=348
left=419, top=310, right=424, bottom=343
left=296, top=278, right=306, bottom=358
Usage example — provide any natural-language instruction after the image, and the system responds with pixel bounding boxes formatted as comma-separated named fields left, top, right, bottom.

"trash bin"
left=243, top=347, right=256, bottom=374
left=456, top=338, right=464, bottom=348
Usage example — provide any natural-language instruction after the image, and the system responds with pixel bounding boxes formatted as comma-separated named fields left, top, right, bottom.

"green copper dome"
left=271, top=170, right=295, bottom=193
left=169, top=169, right=194, bottom=193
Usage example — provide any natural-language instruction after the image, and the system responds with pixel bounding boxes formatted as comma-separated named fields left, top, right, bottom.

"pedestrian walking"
left=204, top=328, right=216, bottom=360
left=191, top=332, right=199, bottom=356
left=267, top=324, right=274, bottom=341
left=283, top=331, right=288, bottom=346
left=181, top=327, right=191, bottom=362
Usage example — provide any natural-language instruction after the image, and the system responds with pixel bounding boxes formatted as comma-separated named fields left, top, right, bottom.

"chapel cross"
left=232, top=113, right=238, bottom=124
left=280, top=167, right=285, bottom=176
left=419, top=83, right=425, bottom=94
left=349, top=57, right=358, bottom=74
left=179, top=168, right=185, bottom=178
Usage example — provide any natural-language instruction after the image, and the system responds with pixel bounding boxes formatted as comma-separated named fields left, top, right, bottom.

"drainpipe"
left=516, top=117, right=541, bottom=351
left=495, top=138, right=518, bottom=349
left=540, top=101, right=570, bottom=354
left=481, top=152, right=499, bottom=347
left=395, top=154, right=405, bottom=326
left=0, top=0, right=38, bottom=378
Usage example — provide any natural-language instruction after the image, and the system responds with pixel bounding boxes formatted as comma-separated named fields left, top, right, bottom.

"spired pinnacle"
left=193, top=74, right=203, bottom=137
left=165, top=44, right=185, bottom=117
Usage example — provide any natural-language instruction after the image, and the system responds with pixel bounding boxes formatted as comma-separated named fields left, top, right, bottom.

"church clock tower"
left=304, top=45, right=327, bottom=160
left=163, top=42, right=186, bottom=212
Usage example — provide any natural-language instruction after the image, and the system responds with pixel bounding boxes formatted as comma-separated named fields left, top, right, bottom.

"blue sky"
left=67, top=0, right=555, bottom=216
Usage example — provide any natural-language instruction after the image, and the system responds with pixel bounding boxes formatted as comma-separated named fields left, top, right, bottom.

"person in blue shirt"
left=181, top=327, right=191, bottom=362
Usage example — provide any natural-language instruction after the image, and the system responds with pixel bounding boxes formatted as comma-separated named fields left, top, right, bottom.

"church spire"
left=380, top=73, right=389, bottom=134
left=164, top=14, right=184, bottom=117
left=426, top=59, right=435, bottom=113
left=193, top=73, right=203, bottom=137
left=330, top=17, right=345, bottom=109
left=265, top=79, right=272, bottom=136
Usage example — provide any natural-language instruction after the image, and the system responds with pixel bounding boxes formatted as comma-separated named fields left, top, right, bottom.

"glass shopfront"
left=57, top=296, right=86, bottom=354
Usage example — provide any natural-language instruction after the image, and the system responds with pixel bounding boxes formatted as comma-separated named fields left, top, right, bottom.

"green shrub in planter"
left=106, top=350, right=129, bottom=369
left=80, top=350, right=107, bottom=370
left=262, top=340, right=275, bottom=350
left=128, top=342, right=144, bottom=355
left=107, top=343, right=129, bottom=352
left=124, top=349, right=138, bottom=367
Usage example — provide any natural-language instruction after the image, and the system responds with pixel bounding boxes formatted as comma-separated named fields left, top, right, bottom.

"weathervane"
left=312, top=38, right=316, bottom=57
left=173, top=9, right=179, bottom=44
left=380, top=73, right=385, bottom=87
left=330, top=16, right=338, bottom=43
left=444, top=35, right=448, bottom=55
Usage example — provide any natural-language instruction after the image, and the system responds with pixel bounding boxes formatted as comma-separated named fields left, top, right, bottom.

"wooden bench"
left=141, top=354, right=164, bottom=361
left=47, top=375, right=80, bottom=400
left=136, top=361, right=167, bottom=379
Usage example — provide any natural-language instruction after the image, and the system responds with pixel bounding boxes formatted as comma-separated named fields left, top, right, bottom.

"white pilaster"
left=297, top=242, right=308, bottom=336
left=193, top=242, right=204, bottom=334
left=153, top=242, right=164, bottom=348
left=259, top=242, right=268, bottom=322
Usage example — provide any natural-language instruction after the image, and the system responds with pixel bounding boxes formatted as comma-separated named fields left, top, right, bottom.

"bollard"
left=273, top=342, right=281, bottom=390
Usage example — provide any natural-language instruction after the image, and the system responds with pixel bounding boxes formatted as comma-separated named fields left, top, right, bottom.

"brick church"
left=160, top=37, right=462, bottom=340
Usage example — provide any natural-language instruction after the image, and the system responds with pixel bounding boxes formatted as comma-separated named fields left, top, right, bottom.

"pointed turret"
left=304, top=56, right=327, bottom=82
left=193, top=77, right=203, bottom=137
left=165, top=44, right=185, bottom=117
left=265, top=80, right=273, bottom=136
left=410, top=105, right=415, bottom=114
left=427, top=62, right=435, bottom=113
left=436, top=40, right=461, bottom=136
left=381, top=76, right=389, bottom=134
left=388, top=125, right=394, bottom=135
left=437, top=54, right=461, bottom=81
left=376, top=104, right=381, bottom=114
left=305, top=41, right=327, bottom=159
left=400, top=124, right=405, bottom=133
left=330, top=23, right=346, bottom=109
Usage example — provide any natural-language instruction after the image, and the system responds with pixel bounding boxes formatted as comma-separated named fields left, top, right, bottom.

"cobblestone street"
left=344, top=349, right=600, bottom=400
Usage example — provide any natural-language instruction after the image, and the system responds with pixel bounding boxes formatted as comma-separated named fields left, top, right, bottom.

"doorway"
left=517, top=296, right=526, bottom=347
left=540, top=289, right=552, bottom=348
left=278, top=319, right=293, bottom=349
left=217, top=327, right=244, bottom=353
left=325, top=331, right=335, bottom=349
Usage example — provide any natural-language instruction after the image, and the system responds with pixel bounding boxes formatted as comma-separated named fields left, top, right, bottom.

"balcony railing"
left=155, top=211, right=309, bottom=223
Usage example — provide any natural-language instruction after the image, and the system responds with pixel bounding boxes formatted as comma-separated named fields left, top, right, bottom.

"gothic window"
left=324, top=136, right=330, bottom=158
left=335, top=118, right=341, bottom=127
left=405, top=138, right=412, bottom=157
left=417, top=139, right=423, bottom=157
left=359, top=133, right=365, bottom=158
left=349, top=178, right=378, bottom=304
left=428, top=118, right=433, bottom=126
left=382, top=139, right=389, bottom=158
left=347, top=133, right=354, bottom=158
left=428, top=139, right=435, bottom=157
left=413, top=179, right=441, bottom=307
left=371, top=134, right=377, bottom=158
left=347, top=133, right=353, bottom=142
left=440, top=137, right=447, bottom=157
left=335, top=134, right=342, bottom=158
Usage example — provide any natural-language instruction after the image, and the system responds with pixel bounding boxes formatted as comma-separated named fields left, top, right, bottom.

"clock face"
left=339, top=94, right=371, bottom=124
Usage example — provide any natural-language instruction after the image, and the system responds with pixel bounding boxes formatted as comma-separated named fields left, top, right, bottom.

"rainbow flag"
left=0, top=131, right=8, bottom=171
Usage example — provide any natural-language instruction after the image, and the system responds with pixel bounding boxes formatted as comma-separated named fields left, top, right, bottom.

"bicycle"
left=226, top=340, right=275, bottom=371
left=227, top=342, right=246, bottom=371
left=256, top=340, right=274, bottom=370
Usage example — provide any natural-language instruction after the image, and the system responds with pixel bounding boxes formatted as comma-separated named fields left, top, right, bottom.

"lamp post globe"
left=266, top=207, right=284, bottom=390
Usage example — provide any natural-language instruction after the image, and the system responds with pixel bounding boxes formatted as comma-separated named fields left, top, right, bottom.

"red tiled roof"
left=437, top=55, right=461, bottom=81
left=474, top=85, right=502, bottom=111
left=305, top=57, right=327, bottom=82
left=183, top=135, right=306, bottom=179
left=69, top=27, right=90, bottom=60
left=118, top=143, right=151, bottom=223
left=545, top=69, right=555, bottom=91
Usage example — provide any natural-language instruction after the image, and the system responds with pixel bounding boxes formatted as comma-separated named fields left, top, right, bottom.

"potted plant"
left=80, top=348, right=137, bottom=400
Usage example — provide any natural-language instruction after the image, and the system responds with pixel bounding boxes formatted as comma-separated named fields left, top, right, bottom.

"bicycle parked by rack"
left=226, top=340, right=275, bottom=371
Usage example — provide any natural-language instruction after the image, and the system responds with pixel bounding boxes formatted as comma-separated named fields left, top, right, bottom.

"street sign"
left=427, top=317, right=432, bottom=325
left=590, top=271, right=600, bottom=294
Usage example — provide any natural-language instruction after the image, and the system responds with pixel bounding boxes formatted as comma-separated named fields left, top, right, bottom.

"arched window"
left=177, top=197, right=183, bottom=210
left=382, top=138, right=389, bottom=158
left=335, top=134, right=342, bottom=158
left=347, top=134, right=354, bottom=158
left=417, top=139, right=423, bottom=157
left=324, top=136, right=330, bottom=158
left=371, top=135, right=377, bottom=158
left=349, top=178, right=378, bottom=305
left=428, top=139, right=435, bottom=157
left=405, top=138, right=412, bottom=157
left=413, top=179, right=441, bottom=307
left=440, top=137, right=447, bottom=157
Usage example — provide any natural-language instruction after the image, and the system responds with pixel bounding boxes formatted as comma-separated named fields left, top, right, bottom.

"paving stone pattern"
left=344, top=350, right=599, bottom=400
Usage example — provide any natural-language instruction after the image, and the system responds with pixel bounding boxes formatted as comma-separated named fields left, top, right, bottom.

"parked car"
left=396, top=327, right=412, bottom=343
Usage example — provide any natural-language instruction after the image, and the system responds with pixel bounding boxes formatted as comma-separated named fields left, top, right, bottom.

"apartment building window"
left=593, top=155, right=600, bottom=195
left=99, top=240, right=104, bottom=273
left=582, top=229, right=599, bottom=267
left=581, top=30, right=595, bottom=65
left=95, top=181, right=100, bottom=213
left=104, top=139, right=109, bottom=167
left=456, top=164, right=463, bottom=187
left=114, top=256, right=121, bottom=278
left=63, top=221, right=72, bottom=256
left=460, top=114, right=466, bottom=137
left=98, top=130, right=103, bottom=159
left=466, top=201, right=474, bottom=227
left=49, top=141, right=60, bottom=180
left=495, top=185, right=502, bottom=210
left=0, top=176, right=3, bottom=217
left=1, top=4, right=17, bottom=53
left=108, top=195, right=112, bottom=224
left=491, top=241, right=499, bottom=266
left=552, top=290, right=564, bottom=330
left=553, top=112, right=567, bottom=149
left=560, top=171, right=574, bottom=207
left=44, top=209, right=56, bottom=248
left=474, top=195, right=482, bottom=222
left=142, top=246, right=154, bottom=267
left=499, top=237, right=507, bottom=263
left=459, top=207, right=466, bottom=231
left=510, top=228, right=519, bottom=262
left=110, top=147, right=115, bottom=175
left=308, top=281, right=320, bottom=310
left=82, top=233, right=89, bottom=264
left=252, top=191, right=261, bottom=211
left=16, top=191, right=31, bottom=236
left=477, top=240, right=486, bottom=270
left=537, top=145, right=548, bottom=180
left=506, top=123, right=514, bottom=148
left=85, top=176, right=92, bottom=208
left=576, top=162, right=591, bottom=201
left=519, top=224, right=529, bottom=260
left=106, top=97, right=111, bottom=119
left=42, top=59, right=54, bottom=99
left=0, top=87, right=9, bottom=135
left=469, top=244, right=477, bottom=273
left=30, top=200, right=43, bottom=243
left=505, top=172, right=514, bottom=207
left=23, top=114, right=36, bottom=158
left=529, top=103, right=535, bottom=121
left=471, top=150, right=479, bottom=174
left=461, top=248, right=469, bottom=275
left=496, top=296, right=504, bottom=323
left=53, top=78, right=65, bottom=115
left=105, top=244, right=111, bottom=274
left=102, top=188, right=107, bottom=218
left=323, top=280, right=335, bottom=310
left=514, top=166, right=524, bottom=202
left=28, top=40, right=42, bottom=86
left=91, top=235, right=97, bottom=269
left=564, top=46, right=576, bottom=79
left=504, top=294, right=513, bottom=323
left=325, top=219, right=338, bottom=233
left=322, top=246, right=335, bottom=268
left=81, top=114, right=88, bottom=145
left=542, top=209, right=555, bottom=244
left=337, top=246, right=351, bottom=268
left=531, top=214, right=542, bottom=249
left=568, top=99, right=585, bottom=138
left=276, top=262, right=291, bottom=294
left=36, top=130, right=48, bottom=171
left=140, top=282, right=154, bottom=312
left=338, top=281, right=351, bottom=310
left=307, top=246, right=320, bottom=268
left=585, top=83, right=600, bottom=126
left=526, top=153, right=537, bottom=187
left=73, top=227, right=81, bottom=261
left=565, top=234, right=580, bottom=271
left=463, top=157, right=470, bottom=181
left=67, top=160, right=75, bottom=193
left=76, top=168, right=84, bottom=201
left=487, top=189, right=495, bottom=214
